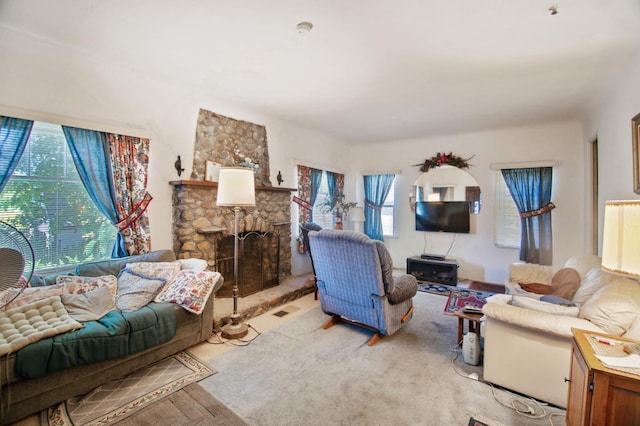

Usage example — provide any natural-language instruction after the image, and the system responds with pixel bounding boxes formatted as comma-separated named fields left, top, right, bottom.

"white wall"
left=349, top=122, right=589, bottom=283
left=584, top=54, right=640, bottom=250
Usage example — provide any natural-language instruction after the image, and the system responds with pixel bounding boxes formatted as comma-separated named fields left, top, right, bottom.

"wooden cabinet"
left=566, top=329, right=640, bottom=426
left=406, top=256, right=458, bottom=285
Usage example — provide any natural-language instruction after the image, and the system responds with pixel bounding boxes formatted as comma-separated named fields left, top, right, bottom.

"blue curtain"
left=363, top=174, right=395, bottom=241
left=0, top=116, right=34, bottom=192
left=62, top=126, right=126, bottom=257
left=309, top=168, right=323, bottom=221
left=501, top=167, right=554, bottom=265
left=326, top=171, right=338, bottom=210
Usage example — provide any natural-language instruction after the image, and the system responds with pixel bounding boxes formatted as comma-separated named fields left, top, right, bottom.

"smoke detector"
left=297, top=21, right=313, bottom=34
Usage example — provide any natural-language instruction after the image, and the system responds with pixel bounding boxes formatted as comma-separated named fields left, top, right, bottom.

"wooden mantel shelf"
left=169, top=180, right=296, bottom=192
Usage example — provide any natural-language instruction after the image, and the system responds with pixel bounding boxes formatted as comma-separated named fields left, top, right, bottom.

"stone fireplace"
left=170, top=109, right=295, bottom=297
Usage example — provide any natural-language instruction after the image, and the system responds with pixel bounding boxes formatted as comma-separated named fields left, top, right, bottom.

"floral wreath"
left=413, top=152, right=474, bottom=172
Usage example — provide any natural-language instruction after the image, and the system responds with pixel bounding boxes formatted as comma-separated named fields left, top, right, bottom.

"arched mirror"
left=413, top=165, right=482, bottom=214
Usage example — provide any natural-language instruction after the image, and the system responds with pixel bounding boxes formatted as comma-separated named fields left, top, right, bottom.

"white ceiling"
left=1, top=0, right=639, bottom=144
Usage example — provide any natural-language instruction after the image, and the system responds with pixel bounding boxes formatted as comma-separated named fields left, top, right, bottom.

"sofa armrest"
left=483, top=299, right=605, bottom=338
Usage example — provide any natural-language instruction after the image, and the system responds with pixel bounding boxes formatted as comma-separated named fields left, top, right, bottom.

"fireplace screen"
left=216, top=231, right=280, bottom=297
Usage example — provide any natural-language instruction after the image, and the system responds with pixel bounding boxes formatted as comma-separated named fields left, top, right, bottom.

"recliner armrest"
left=387, top=274, right=418, bottom=304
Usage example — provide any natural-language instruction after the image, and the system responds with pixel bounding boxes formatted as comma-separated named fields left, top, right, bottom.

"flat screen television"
left=415, top=201, right=471, bottom=233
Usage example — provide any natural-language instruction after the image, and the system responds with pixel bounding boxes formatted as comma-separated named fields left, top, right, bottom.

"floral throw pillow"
left=56, top=275, right=118, bottom=301
left=155, top=270, right=222, bottom=315
left=116, top=269, right=166, bottom=313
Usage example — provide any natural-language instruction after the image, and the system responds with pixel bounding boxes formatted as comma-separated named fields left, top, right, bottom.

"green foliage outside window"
left=0, top=122, right=116, bottom=270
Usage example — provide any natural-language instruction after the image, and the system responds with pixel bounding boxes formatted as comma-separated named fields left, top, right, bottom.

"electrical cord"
left=206, top=323, right=262, bottom=347
left=449, top=341, right=566, bottom=426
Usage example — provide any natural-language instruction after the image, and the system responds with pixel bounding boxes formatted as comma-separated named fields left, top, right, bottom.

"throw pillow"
left=178, top=258, right=208, bottom=271
left=549, top=267, right=581, bottom=300
left=57, top=275, right=118, bottom=300
left=579, top=278, right=640, bottom=336
left=61, top=287, right=116, bottom=322
left=0, top=295, right=83, bottom=357
left=572, top=266, right=615, bottom=305
left=116, top=269, right=166, bottom=313
left=0, top=284, right=65, bottom=311
left=125, top=261, right=181, bottom=283
left=623, top=315, right=640, bottom=341
left=155, top=270, right=222, bottom=314
left=511, top=295, right=580, bottom=317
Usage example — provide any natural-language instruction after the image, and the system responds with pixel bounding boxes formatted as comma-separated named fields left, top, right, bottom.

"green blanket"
left=15, top=302, right=177, bottom=378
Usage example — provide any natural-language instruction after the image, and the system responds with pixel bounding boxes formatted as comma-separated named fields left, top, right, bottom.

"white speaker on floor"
left=463, top=333, right=480, bottom=366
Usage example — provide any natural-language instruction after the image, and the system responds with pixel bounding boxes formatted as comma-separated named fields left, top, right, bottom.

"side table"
left=452, top=310, right=483, bottom=344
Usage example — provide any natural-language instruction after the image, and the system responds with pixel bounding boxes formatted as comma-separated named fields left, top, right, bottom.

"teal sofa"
left=0, top=250, right=220, bottom=424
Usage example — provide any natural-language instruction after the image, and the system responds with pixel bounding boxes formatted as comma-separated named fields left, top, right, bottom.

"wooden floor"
left=116, top=383, right=247, bottom=426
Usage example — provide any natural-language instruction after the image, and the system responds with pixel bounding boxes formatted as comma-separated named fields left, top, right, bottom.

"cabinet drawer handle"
left=564, top=377, right=571, bottom=383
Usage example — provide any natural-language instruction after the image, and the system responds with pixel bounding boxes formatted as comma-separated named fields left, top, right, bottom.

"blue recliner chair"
left=308, top=229, right=418, bottom=345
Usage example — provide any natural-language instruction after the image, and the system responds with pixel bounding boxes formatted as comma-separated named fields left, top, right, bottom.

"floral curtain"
left=0, top=116, right=34, bottom=192
left=295, top=165, right=322, bottom=224
left=501, top=167, right=554, bottom=265
left=107, top=134, right=152, bottom=256
left=64, top=127, right=152, bottom=257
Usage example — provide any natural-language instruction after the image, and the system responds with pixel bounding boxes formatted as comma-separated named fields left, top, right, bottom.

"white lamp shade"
left=216, top=167, right=256, bottom=206
left=348, top=207, right=365, bottom=222
left=601, top=200, right=640, bottom=278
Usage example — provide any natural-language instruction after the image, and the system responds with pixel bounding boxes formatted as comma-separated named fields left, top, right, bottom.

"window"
left=381, top=177, right=395, bottom=236
left=311, top=171, right=334, bottom=229
left=0, top=121, right=117, bottom=271
left=493, top=172, right=520, bottom=248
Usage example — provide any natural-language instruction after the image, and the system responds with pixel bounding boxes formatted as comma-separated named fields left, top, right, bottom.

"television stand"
left=420, top=253, right=445, bottom=261
left=406, top=256, right=458, bottom=286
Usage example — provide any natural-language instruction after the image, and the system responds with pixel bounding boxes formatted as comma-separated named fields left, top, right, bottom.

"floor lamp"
left=216, top=167, right=256, bottom=339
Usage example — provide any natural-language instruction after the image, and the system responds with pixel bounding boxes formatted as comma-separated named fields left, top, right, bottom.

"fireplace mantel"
left=169, top=180, right=296, bottom=193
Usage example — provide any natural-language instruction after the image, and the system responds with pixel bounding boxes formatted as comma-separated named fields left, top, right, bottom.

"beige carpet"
left=200, top=292, right=567, bottom=425
left=40, top=351, right=215, bottom=425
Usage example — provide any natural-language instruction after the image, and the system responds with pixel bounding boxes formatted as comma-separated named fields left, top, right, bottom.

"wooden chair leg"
left=401, top=306, right=414, bottom=323
left=323, top=315, right=341, bottom=330
left=368, top=332, right=383, bottom=346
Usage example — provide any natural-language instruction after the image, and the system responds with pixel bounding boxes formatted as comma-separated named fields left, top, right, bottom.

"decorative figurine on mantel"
left=277, top=171, right=284, bottom=186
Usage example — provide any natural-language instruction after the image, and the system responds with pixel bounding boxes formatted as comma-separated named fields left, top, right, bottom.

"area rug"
left=416, top=281, right=454, bottom=296
left=200, top=292, right=566, bottom=425
left=41, top=351, right=216, bottom=426
left=444, top=288, right=495, bottom=315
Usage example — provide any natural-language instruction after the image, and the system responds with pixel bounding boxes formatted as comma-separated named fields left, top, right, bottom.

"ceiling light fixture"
left=549, top=4, right=558, bottom=15
left=297, top=21, right=313, bottom=34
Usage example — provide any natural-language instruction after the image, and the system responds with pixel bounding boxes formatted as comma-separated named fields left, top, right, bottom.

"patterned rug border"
left=417, top=282, right=455, bottom=296
left=42, top=351, right=216, bottom=426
